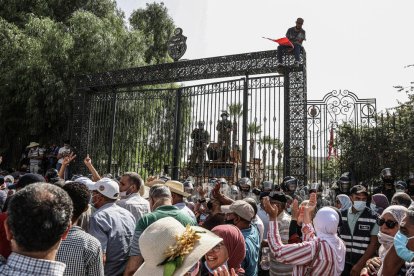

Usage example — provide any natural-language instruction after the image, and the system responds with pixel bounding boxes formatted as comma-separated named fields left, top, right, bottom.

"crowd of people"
left=1, top=150, right=414, bottom=276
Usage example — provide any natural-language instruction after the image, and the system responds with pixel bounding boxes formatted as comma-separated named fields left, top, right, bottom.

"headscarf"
left=377, top=205, right=408, bottom=276
left=372, top=194, right=390, bottom=214
left=336, top=194, right=352, bottom=211
left=211, top=225, right=246, bottom=273
left=313, top=207, right=346, bottom=276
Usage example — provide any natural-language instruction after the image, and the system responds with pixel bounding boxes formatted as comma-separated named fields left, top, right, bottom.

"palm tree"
left=228, top=103, right=243, bottom=148
left=260, top=135, right=283, bottom=183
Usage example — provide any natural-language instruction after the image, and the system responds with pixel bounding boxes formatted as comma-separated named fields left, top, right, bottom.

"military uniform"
left=190, top=127, right=209, bottom=167
left=216, top=117, right=232, bottom=161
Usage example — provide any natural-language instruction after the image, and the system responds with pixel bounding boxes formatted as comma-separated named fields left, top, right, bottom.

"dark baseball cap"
left=350, top=185, right=368, bottom=195
left=268, top=191, right=287, bottom=203
left=8, top=173, right=45, bottom=190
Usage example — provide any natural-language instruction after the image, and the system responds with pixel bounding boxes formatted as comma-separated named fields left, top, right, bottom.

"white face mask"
left=353, top=201, right=366, bottom=211
left=120, top=185, right=133, bottom=198
left=370, top=203, right=377, bottom=211
left=378, top=231, right=394, bottom=246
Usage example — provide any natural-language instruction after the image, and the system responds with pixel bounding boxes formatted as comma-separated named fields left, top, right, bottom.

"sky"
left=116, top=0, right=414, bottom=112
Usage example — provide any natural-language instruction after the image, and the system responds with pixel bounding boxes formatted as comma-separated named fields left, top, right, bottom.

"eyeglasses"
left=210, top=242, right=225, bottom=253
left=377, top=218, right=398, bottom=229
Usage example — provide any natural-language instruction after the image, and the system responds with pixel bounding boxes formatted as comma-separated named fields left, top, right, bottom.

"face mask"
left=370, top=203, right=377, bottom=211
left=119, top=185, right=133, bottom=198
left=394, top=230, right=414, bottom=262
left=286, top=207, right=292, bottom=213
left=378, top=231, right=394, bottom=246
left=225, top=219, right=235, bottom=225
left=353, top=201, right=366, bottom=212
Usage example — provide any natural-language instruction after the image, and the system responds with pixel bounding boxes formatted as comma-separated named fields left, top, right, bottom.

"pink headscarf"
left=211, top=224, right=246, bottom=272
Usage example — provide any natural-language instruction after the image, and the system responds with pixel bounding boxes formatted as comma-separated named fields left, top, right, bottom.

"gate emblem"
left=168, top=28, right=187, bottom=62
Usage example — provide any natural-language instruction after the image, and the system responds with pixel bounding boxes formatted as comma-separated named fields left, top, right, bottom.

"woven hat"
left=146, top=179, right=166, bottom=187
left=165, top=180, right=191, bottom=197
left=135, top=217, right=222, bottom=276
left=221, top=200, right=255, bottom=221
left=90, top=178, right=119, bottom=199
left=26, top=142, right=39, bottom=149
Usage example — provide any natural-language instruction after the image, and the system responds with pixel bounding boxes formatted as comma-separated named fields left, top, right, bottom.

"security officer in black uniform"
left=373, top=168, right=396, bottom=202
left=281, top=176, right=303, bottom=203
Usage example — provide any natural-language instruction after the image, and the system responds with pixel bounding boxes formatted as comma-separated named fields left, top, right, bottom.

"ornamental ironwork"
left=307, top=89, right=376, bottom=183
left=72, top=47, right=307, bottom=184
left=168, top=28, right=187, bottom=62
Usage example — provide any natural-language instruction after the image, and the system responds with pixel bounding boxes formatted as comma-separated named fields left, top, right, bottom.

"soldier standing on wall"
left=190, top=121, right=210, bottom=173
left=216, top=111, right=232, bottom=161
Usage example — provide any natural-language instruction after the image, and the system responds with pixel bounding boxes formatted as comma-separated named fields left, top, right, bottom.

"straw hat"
left=165, top=180, right=191, bottom=197
left=135, top=217, right=222, bottom=276
left=26, top=142, right=39, bottom=149
left=146, top=179, right=166, bottom=187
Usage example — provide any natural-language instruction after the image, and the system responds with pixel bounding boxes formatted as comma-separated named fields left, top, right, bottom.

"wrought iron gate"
left=72, top=47, right=307, bottom=183
left=307, top=89, right=376, bottom=184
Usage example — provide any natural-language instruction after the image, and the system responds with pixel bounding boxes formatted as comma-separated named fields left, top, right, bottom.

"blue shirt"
left=89, top=202, right=136, bottom=276
left=241, top=224, right=260, bottom=276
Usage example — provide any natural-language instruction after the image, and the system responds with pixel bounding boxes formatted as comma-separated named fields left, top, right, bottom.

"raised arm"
left=84, top=154, right=101, bottom=182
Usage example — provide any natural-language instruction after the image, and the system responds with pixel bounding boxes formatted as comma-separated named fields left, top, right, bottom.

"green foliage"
left=129, top=2, right=175, bottom=64
left=228, top=102, right=243, bottom=119
left=247, top=122, right=262, bottom=136
left=0, top=1, right=175, bottom=166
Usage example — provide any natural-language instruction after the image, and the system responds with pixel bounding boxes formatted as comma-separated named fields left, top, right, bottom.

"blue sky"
left=116, top=0, right=414, bottom=112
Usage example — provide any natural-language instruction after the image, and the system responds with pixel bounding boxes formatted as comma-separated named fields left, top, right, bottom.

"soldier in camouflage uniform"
left=190, top=121, right=210, bottom=170
left=216, top=111, right=232, bottom=161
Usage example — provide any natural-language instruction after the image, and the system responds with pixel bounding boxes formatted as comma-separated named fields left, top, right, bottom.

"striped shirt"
left=270, top=211, right=293, bottom=276
left=268, top=221, right=342, bottom=276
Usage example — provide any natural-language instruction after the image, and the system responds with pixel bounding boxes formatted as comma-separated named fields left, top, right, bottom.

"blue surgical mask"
left=287, top=207, right=292, bottom=213
left=394, top=230, right=414, bottom=262
left=370, top=203, right=377, bottom=211
left=353, top=201, right=366, bottom=212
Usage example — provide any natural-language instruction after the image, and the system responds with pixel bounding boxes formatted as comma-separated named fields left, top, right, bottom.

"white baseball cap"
left=91, top=178, right=120, bottom=199
left=73, top=176, right=96, bottom=190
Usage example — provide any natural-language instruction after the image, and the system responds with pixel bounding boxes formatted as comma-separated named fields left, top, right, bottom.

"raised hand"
left=291, top=199, right=299, bottom=220
left=197, top=185, right=207, bottom=198
left=263, top=196, right=278, bottom=220
left=213, top=265, right=237, bottom=276
left=83, top=154, right=92, bottom=165
left=63, top=152, right=76, bottom=166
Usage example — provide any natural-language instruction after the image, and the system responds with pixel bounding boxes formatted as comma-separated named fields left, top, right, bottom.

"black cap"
left=8, top=173, right=45, bottom=190
left=350, top=184, right=368, bottom=195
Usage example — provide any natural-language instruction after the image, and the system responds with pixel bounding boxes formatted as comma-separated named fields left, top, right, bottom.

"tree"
left=0, top=1, right=175, bottom=169
left=129, top=2, right=175, bottom=64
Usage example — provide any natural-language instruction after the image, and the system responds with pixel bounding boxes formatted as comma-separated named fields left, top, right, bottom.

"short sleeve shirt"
left=129, top=205, right=197, bottom=256
left=89, top=203, right=136, bottom=276
left=286, top=27, right=306, bottom=45
left=241, top=224, right=260, bottom=276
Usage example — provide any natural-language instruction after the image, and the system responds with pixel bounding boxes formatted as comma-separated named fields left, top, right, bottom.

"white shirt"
left=117, top=193, right=150, bottom=222
left=175, top=202, right=197, bottom=223
left=57, top=146, right=71, bottom=164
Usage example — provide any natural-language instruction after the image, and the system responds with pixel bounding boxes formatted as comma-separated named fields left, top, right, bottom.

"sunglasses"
left=377, top=218, right=398, bottom=229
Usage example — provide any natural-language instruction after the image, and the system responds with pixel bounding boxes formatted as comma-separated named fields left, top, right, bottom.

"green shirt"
left=129, top=205, right=196, bottom=256
left=347, top=208, right=379, bottom=236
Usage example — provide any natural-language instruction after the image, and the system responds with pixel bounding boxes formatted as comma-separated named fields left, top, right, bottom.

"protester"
left=135, top=216, right=223, bottom=276
left=336, top=194, right=352, bottom=211
left=0, top=183, right=73, bottom=276
left=360, top=205, right=408, bottom=276
left=264, top=193, right=346, bottom=276
left=203, top=224, right=246, bottom=275
left=165, top=180, right=197, bottom=222
left=391, top=192, right=412, bottom=208
left=57, top=182, right=104, bottom=276
left=277, top=17, right=306, bottom=69
left=26, top=142, right=44, bottom=174
left=89, top=178, right=136, bottom=276
left=125, top=184, right=197, bottom=276
left=117, top=172, right=150, bottom=222
left=221, top=200, right=260, bottom=276
left=371, top=193, right=389, bottom=215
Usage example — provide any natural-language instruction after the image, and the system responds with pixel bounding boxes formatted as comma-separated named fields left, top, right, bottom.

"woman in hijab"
left=201, top=224, right=246, bottom=275
left=361, top=205, right=408, bottom=276
left=372, top=193, right=390, bottom=215
left=335, top=194, right=352, bottom=211
left=264, top=193, right=346, bottom=276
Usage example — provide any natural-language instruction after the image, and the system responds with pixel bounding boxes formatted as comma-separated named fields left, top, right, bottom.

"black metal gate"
left=72, top=46, right=307, bottom=184
left=81, top=75, right=285, bottom=185
left=307, top=89, right=376, bottom=184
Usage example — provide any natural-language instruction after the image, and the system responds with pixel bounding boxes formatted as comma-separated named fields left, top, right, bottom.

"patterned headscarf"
left=381, top=205, right=408, bottom=224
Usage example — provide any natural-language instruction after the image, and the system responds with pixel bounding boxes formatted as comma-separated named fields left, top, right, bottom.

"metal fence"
left=84, top=75, right=285, bottom=185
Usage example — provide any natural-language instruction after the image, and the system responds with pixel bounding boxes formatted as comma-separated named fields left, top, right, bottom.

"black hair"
left=62, top=182, right=91, bottom=222
left=202, top=213, right=225, bottom=231
left=122, top=172, right=143, bottom=190
left=392, top=192, right=412, bottom=208
left=7, top=183, right=73, bottom=252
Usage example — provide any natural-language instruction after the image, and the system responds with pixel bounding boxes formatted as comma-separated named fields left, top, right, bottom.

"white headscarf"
left=313, top=207, right=346, bottom=276
left=336, top=194, right=352, bottom=211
